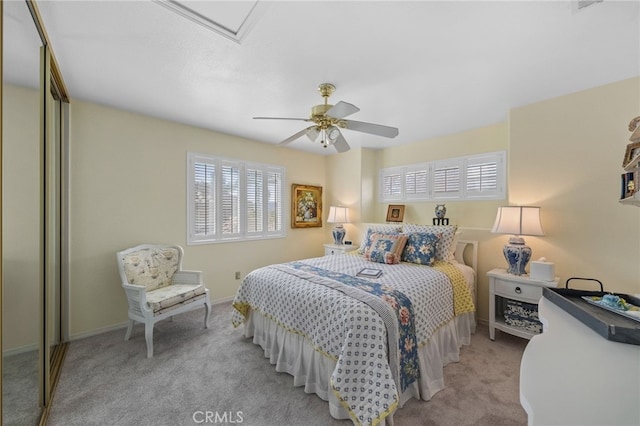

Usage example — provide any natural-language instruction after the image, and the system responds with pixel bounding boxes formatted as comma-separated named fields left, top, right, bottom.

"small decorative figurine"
left=433, top=204, right=449, bottom=225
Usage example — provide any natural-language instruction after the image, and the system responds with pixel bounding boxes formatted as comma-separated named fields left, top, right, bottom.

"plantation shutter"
left=266, top=169, right=283, bottom=233
left=246, top=167, right=263, bottom=234
left=433, top=160, right=461, bottom=199
left=380, top=167, right=403, bottom=201
left=465, top=152, right=505, bottom=199
left=220, top=162, right=241, bottom=237
left=404, top=165, right=429, bottom=200
left=188, top=153, right=286, bottom=244
left=192, top=161, right=216, bottom=238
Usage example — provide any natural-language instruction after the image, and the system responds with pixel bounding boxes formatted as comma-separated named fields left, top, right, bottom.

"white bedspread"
left=232, top=254, right=475, bottom=425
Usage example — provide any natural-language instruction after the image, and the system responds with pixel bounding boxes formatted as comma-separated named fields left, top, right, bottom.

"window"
left=188, top=153, right=285, bottom=244
left=379, top=151, right=505, bottom=202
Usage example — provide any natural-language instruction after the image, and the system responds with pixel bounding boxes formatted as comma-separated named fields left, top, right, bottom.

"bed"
left=232, top=224, right=477, bottom=426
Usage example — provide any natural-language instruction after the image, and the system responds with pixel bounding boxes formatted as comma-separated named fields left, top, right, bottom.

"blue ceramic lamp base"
left=332, top=225, right=345, bottom=245
left=503, top=241, right=532, bottom=276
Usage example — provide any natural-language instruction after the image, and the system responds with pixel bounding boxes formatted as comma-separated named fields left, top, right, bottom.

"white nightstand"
left=324, top=243, right=358, bottom=256
left=487, top=268, right=559, bottom=341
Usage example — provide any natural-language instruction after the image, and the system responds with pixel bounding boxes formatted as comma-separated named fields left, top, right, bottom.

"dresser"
left=520, top=296, right=640, bottom=425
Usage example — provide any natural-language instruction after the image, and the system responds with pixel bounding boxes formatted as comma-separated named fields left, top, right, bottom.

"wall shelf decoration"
left=620, top=117, right=640, bottom=206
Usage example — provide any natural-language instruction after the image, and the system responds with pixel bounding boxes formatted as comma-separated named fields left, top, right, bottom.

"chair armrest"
left=122, top=283, right=150, bottom=316
left=172, top=270, right=203, bottom=286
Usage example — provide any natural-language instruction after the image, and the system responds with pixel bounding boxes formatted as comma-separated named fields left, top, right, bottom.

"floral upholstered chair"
left=116, top=244, right=211, bottom=358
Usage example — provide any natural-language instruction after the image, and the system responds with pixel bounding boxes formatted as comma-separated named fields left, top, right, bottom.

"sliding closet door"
left=1, top=0, right=45, bottom=423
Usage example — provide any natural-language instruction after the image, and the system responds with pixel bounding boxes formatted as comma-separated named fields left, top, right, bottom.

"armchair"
left=116, top=244, right=211, bottom=357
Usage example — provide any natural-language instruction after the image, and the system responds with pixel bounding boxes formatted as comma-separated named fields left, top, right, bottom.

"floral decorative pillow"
left=365, top=233, right=408, bottom=264
left=401, top=232, right=440, bottom=265
left=402, top=224, right=458, bottom=262
left=357, top=224, right=402, bottom=254
left=367, top=249, right=396, bottom=264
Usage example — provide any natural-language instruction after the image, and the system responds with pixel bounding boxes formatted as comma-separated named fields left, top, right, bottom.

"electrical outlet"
left=235, top=271, right=241, bottom=280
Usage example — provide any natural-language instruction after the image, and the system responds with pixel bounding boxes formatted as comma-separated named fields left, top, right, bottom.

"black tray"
left=543, top=287, right=640, bottom=345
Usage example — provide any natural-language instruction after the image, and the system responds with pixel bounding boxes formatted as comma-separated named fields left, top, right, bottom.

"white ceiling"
left=5, top=0, right=640, bottom=155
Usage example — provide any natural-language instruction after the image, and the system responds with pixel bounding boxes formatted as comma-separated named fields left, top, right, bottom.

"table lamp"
left=491, top=206, right=544, bottom=275
left=327, top=206, right=349, bottom=245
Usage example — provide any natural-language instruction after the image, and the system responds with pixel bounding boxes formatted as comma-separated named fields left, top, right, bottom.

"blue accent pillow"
left=367, top=249, right=395, bottom=264
left=401, top=232, right=439, bottom=265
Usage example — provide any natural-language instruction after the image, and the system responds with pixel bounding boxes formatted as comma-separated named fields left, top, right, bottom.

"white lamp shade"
left=491, top=206, right=544, bottom=236
left=327, top=206, right=349, bottom=224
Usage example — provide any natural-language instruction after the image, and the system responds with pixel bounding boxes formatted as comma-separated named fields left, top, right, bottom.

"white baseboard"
left=69, top=296, right=234, bottom=342
left=3, top=343, right=39, bottom=357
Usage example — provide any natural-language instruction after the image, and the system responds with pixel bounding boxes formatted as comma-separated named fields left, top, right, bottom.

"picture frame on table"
left=386, top=204, right=405, bottom=222
left=292, top=184, right=322, bottom=228
left=622, top=141, right=640, bottom=168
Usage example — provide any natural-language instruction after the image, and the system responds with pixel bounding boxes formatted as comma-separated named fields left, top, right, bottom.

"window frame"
left=379, top=150, right=506, bottom=202
left=187, top=152, right=286, bottom=245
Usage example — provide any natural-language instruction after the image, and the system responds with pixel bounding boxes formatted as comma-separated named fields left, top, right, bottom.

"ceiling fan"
left=253, top=83, right=399, bottom=153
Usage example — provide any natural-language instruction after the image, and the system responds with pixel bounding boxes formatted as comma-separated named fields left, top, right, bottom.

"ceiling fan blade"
left=279, top=127, right=314, bottom=145
left=253, top=117, right=311, bottom=122
left=326, top=101, right=360, bottom=119
left=332, top=130, right=351, bottom=153
left=343, top=119, right=399, bottom=138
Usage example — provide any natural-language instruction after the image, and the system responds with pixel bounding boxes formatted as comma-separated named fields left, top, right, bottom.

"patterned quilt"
left=232, top=254, right=474, bottom=426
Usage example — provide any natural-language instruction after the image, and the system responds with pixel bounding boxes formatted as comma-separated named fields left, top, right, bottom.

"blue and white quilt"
left=232, top=254, right=474, bottom=426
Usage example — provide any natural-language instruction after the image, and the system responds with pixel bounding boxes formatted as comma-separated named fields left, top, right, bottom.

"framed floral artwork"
left=292, top=184, right=322, bottom=228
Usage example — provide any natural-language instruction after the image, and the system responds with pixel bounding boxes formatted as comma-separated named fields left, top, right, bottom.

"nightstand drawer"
left=494, top=278, right=543, bottom=302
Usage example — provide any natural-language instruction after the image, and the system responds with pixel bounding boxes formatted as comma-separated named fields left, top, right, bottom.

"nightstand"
left=487, top=268, right=559, bottom=340
left=324, top=244, right=358, bottom=255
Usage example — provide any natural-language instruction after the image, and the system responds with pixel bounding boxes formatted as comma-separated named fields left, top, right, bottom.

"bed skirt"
left=243, top=309, right=476, bottom=425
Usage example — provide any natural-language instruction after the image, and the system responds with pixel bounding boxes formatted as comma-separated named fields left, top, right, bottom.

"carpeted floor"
left=46, top=302, right=528, bottom=426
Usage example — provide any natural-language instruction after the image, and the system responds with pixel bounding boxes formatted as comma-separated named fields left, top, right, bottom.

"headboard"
left=454, top=239, right=478, bottom=274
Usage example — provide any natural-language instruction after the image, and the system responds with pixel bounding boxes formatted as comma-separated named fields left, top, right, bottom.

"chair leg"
left=204, top=302, right=211, bottom=329
left=145, top=323, right=154, bottom=358
left=124, top=319, right=134, bottom=341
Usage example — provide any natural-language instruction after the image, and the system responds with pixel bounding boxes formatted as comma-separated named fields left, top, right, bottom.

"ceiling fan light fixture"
left=306, top=127, right=320, bottom=142
left=327, top=126, right=340, bottom=142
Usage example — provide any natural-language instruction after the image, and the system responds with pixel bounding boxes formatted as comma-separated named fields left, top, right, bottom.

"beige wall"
left=7, top=76, right=639, bottom=342
left=325, top=77, right=640, bottom=323
left=509, top=76, right=640, bottom=296
left=324, top=148, right=362, bottom=245
left=2, top=85, right=41, bottom=351
left=373, top=123, right=510, bottom=321
left=68, top=100, right=327, bottom=337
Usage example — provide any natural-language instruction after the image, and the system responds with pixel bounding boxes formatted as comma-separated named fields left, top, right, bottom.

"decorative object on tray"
left=432, top=204, right=449, bottom=225
left=629, top=116, right=640, bottom=142
left=386, top=204, right=405, bottom=222
left=582, top=294, right=640, bottom=322
left=491, top=206, right=545, bottom=275
left=326, top=205, right=349, bottom=245
left=356, top=267, right=383, bottom=278
left=291, top=184, right=322, bottom=228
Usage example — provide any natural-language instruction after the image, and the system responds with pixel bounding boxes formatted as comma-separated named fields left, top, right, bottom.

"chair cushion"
left=122, top=247, right=180, bottom=291
left=146, top=284, right=207, bottom=315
